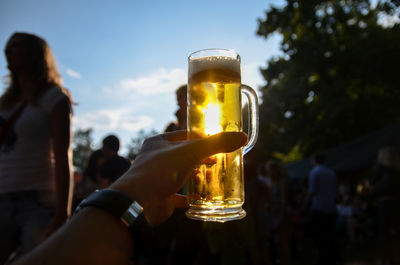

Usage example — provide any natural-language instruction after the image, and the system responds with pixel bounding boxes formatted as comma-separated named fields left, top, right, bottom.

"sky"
left=0, top=0, right=284, bottom=153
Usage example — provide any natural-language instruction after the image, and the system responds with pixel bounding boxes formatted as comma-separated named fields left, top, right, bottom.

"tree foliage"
left=256, top=0, right=400, bottom=161
left=72, top=128, right=93, bottom=173
left=125, top=129, right=158, bottom=160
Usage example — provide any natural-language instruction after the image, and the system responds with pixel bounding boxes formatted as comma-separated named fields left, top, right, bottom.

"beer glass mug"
left=186, top=49, right=259, bottom=222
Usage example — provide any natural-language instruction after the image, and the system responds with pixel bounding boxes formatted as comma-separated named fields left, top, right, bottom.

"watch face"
left=121, top=201, right=143, bottom=226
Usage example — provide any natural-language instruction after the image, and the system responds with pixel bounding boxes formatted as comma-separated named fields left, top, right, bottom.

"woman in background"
left=0, top=32, right=73, bottom=263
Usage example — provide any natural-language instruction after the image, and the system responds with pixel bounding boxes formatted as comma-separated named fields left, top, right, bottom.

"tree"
left=72, top=128, right=93, bottom=173
left=256, top=0, right=400, bottom=161
left=125, top=129, right=158, bottom=160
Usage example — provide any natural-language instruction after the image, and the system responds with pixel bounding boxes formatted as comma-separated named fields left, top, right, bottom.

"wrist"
left=74, top=189, right=144, bottom=229
left=110, top=174, right=147, bottom=206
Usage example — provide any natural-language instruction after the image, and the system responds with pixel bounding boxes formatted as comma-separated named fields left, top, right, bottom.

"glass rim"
left=188, top=48, right=240, bottom=61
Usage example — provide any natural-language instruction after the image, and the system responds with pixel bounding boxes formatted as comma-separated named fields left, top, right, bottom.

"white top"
left=0, top=87, right=70, bottom=193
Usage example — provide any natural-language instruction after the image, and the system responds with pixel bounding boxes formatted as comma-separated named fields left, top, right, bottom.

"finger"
left=187, top=130, right=206, bottom=140
left=173, top=194, right=188, bottom=208
left=162, top=130, right=206, bottom=142
left=186, top=132, right=248, bottom=159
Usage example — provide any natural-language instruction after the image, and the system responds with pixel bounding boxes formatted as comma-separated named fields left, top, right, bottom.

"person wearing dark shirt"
left=78, top=135, right=124, bottom=199
left=302, top=153, right=337, bottom=265
left=99, top=155, right=131, bottom=187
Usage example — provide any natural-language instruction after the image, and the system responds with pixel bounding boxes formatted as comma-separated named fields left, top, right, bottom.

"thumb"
left=186, top=132, right=248, bottom=160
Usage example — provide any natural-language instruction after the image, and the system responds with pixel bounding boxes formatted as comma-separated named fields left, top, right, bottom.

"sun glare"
left=203, top=102, right=222, bottom=135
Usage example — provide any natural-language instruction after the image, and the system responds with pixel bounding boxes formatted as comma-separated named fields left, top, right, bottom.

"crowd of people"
left=253, top=148, right=400, bottom=265
left=0, top=32, right=399, bottom=265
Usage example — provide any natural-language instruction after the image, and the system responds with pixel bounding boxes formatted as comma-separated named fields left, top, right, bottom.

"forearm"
left=50, top=98, right=73, bottom=217
left=54, top=154, right=73, bottom=217
left=13, top=207, right=134, bottom=265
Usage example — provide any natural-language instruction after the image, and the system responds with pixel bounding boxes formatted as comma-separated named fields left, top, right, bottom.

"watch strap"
left=74, top=189, right=143, bottom=227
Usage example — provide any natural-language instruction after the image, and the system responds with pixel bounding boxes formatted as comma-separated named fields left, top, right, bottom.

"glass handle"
left=241, top=84, right=259, bottom=155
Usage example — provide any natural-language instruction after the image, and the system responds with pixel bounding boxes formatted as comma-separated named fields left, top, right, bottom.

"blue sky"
left=0, top=0, right=284, bottom=153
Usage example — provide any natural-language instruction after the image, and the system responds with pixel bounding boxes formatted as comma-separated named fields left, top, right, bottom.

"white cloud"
left=66, top=68, right=82, bottom=79
left=78, top=68, right=185, bottom=141
left=118, top=68, right=186, bottom=95
left=73, top=108, right=153, bottom=132
left=102, top=65, right=264, bottom=100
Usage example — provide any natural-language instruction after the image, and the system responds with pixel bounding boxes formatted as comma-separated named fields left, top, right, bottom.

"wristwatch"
left=74, top=189, right=144, bottom=228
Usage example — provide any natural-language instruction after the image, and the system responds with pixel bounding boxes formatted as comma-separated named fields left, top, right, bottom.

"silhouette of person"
left=0, top=32, right=73, bottom=263
left=265, top=160, right=291, bottom=265
left=98, top=154, right=131, bottom=188
left=370, top=146, right=400, bottom=264
left=80, top=135, right=125, bottom=195
left=243, top=151, right=272, bottom=265
left=164, top=85, right=187, bottom=132
left=164, top=85, right=187, bottom=195
left=302, top=153, right=337, bottom=265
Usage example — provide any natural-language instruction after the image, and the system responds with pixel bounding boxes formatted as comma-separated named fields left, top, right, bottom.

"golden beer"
left=186, top=50, right=258, bottom=222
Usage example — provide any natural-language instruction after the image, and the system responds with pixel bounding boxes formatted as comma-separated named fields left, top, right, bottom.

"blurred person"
left=302, top=153, right=337, bottom=265
left=164, top=85, right=187, bottom=133
left=243, top=152, right=272, bottom=265
left=10, top=131, right=248, bottom=265
left=98, top=155, right=131, bottom=189
left=264, top=160, right=291, bottom=265
left=79, top=135, right=122, bottom=197
left=350, top=194, right=368, bottom=244
left=0, top=32, right=73, bottom=263
left=369, top=146, right=400, bottom=264
left=336, top=195, right=356, bottom=244
left=286, top=188, right=304, bottom=261
left=164, top=85, right=188, bottom=196
left=78, top=149, right=103, bottom=197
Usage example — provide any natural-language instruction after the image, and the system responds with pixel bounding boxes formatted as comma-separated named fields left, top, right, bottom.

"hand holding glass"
left=186, top=49, right=259, bottom=222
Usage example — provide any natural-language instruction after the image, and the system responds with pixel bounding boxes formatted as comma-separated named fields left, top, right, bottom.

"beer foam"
left=189, top=56, right=241, bottom=76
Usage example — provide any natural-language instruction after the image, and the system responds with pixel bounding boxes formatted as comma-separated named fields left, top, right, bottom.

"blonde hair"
left=0, top=32, right=72, bottom=110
